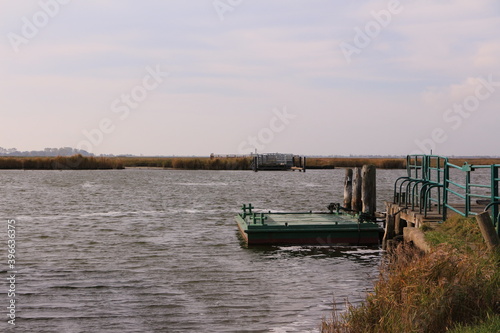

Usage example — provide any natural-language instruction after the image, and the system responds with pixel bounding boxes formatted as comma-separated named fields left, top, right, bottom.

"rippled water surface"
left=0, top=169, right=406, bottom=332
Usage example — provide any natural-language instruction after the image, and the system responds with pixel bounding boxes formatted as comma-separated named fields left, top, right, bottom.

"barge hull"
left=235, top=213, right=382, bottom=246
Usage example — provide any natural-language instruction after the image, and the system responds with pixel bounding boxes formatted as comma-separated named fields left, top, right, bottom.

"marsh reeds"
left=0, top=155, right=124, bottom=170
left=102, top=156, right=252, bottom=170
left=2, top=156, right=500, bottom=171
left=170, top=157, right=251, bottom=170
left=321, top=216, right=500, bottom=333
left=306, top=158, right=406, bottom=169
left=120, top=157, right=405, bottom=170
left=0, top=156, right=252, bottom=170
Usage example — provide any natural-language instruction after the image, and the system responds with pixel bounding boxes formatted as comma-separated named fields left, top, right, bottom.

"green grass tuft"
left=425, top=216, right=486, bottom=253
left=449, top=314, right=500, bottom=333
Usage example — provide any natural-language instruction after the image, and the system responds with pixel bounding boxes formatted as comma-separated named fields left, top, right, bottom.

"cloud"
left=1, top=1, right=499, bottom=155
left=422, top=76, right=500, bottom=110
left=474, top=41, right=500, bottom=70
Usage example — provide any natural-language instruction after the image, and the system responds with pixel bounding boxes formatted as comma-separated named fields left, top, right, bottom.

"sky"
left=1, top=0, right=499, bottom=156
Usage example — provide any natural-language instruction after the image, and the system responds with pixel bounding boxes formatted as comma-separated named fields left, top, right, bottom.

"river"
left=0, top=168, right=406, bottom=332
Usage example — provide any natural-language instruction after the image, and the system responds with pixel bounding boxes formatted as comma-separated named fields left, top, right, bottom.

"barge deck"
left=235, top=205, right=383, bottom=246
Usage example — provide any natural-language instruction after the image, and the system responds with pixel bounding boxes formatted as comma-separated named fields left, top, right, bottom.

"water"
left=0, top=168, right=406, bottom=333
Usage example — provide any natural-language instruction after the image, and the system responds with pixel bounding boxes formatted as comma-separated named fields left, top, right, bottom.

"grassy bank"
left=321, top=215, right=500, bottom=333
left=0, top=155, right=124, bottom=169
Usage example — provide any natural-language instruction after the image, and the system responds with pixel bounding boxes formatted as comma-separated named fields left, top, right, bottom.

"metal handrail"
left=423, top=184, right=444, bottom=217
left=393, top=176, right=410, bottom=204
left=485, top=201, right=500, bottom=212
left=396, top=155, right=500, bottom=236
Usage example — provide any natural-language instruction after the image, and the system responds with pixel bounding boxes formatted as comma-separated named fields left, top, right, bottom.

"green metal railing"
left=394, top=155, right=500, bottom=236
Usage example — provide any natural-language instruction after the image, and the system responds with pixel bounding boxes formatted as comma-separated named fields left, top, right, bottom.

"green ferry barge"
left=235, top=204, right=383, bottom=246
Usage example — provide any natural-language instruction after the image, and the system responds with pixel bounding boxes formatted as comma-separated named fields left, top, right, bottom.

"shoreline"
left=2, top=155, right=500, bottom=171
left=321, top=215, right=500, bottom=332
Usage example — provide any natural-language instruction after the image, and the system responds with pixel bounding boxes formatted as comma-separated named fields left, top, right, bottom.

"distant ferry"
left=251, top=153, right=306, bottom=172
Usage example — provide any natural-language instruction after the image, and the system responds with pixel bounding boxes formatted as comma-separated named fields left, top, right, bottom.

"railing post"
left=436, top=156, right=442, bottom=214
left=443, top=162, right=449, bottom=221
left=465, top=170, right=471, bottom=217
left=406, top=155, right=411, bottom=177
left=492, top=165, right=499, bottom=236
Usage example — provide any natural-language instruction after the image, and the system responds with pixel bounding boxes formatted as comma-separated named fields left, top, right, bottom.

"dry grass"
left=118, top=157, right=251, bottom=169
left=307, top=158, right=406, bottom=169
left=121, top=157, right=407, bottom=170
left=3, top=156, right=500, bottom=171
left=119, top=157, right=174, bottom=168
left=450, top=158, right=500, bottom=166
left=0, top=156, right=251, bottom=170
left=417, top=158, right=500, bottom=168
left=170, top=157, right=251, bottom=170
left=321, top=217, right=500, bottom=333
left=0, top=155, right=123, bottom=169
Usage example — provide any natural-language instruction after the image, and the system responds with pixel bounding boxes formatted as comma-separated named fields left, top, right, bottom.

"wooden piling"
left=361, top=164, right=376, bottom=216
left=343, top=168, right=353, bottom=210
left=351, top=167, right=362, bottom=213
left=395, top=209, right=405, bottom=235
left=476, top=212, right=500, bottom=252
left=383, top=202, right=395, bottom=250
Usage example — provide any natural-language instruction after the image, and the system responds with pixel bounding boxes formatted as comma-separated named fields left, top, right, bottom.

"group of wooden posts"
left=342, top=165, right=395, bottom=247
left=342, top=165, right=376, bottom=216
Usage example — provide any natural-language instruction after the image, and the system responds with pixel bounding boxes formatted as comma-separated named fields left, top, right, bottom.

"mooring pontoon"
left=235, top=204, right=383, bottom=246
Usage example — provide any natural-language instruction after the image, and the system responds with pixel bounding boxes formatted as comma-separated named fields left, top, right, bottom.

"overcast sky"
left=1, top=0, right=499, bottom=156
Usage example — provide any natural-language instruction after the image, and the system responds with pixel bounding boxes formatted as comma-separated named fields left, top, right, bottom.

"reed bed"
left=321, top=216, right=500, bottom=333
left=119, top=157, right=252, bottom=170
left=119, top=157, right=174, bottom=168
left=449, top=158, right=500, bottom=166
left=120, top=157, right=406, bottom=170
left=170, top=157, right=251, bottom=170
left=0, top=155, right=123, bottom=170
left=307, top=158, right=406, bottom=169
left=3, top=156, right=500, bottom=171
left=410, top=158, right=500, bottom=168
